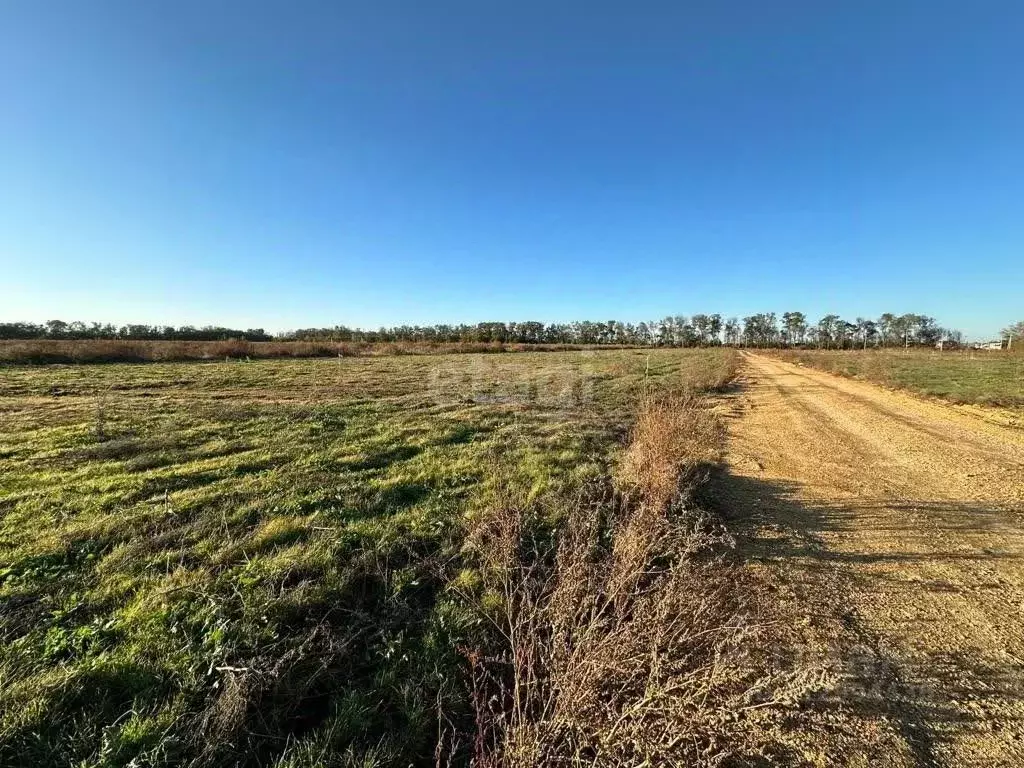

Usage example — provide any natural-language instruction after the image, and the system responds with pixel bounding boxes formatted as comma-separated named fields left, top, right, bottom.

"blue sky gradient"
left=3, top=1, right=1022, bottom=338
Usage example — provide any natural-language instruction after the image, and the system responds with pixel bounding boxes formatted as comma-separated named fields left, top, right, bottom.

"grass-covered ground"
left=0, top=349, right=739, bottom=767
left=771, top=348, right=1024, bottom=410
left=0, top=339, right=611, bottom=365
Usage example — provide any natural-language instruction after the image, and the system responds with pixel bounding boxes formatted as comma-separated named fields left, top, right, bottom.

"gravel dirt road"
left=718, top=352, right=1024, bottom=766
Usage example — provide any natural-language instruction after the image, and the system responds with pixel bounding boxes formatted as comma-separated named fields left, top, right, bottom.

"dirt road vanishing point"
left=720, top=353, right=1024, bottom=766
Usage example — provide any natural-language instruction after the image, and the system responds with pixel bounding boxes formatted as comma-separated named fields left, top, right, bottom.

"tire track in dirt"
left=719, top=353, right=1024, bottom=766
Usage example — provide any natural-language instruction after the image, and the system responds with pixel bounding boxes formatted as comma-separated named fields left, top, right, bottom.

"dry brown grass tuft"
left=463, top=388, right=821, bottom=767
left=679, top=350, right=741, bottom=395
left=618, top=395, right=722, bottom=510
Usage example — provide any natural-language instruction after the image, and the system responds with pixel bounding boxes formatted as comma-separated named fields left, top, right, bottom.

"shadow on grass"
left=343, top=444, right=422, bottom=471
left=1, top=530, right=468, bottom=768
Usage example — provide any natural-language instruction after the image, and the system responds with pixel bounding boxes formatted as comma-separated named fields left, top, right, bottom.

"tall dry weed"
left=463, top=388, right=820, bottom=767
left=618, top=395, right=722, bottom=511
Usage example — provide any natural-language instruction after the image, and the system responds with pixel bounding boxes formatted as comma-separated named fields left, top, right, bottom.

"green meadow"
left=0, top=349, right=732, bottom=767
left=773, top=348, right=1024, bottom=410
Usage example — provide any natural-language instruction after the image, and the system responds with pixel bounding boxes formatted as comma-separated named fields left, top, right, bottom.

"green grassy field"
left=0, top=349, right=737, bottom=767
left=771, top=348, right=1024, bottom=410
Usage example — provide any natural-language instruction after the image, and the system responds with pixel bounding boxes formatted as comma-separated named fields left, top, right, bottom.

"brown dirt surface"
left=717, top=352, right=1024, bottom=766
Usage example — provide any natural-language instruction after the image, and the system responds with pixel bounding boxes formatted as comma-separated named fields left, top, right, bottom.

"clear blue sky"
left=3, top=1, right=1021, bottom=338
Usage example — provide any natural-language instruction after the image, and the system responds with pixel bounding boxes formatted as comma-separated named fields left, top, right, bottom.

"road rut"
left=720, top=353, right=1024, bottom=766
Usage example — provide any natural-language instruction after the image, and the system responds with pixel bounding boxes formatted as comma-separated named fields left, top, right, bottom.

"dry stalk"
left=464, top=394, right=826, bottom=766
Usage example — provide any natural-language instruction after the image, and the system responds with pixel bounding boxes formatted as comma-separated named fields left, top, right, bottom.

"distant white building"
left=972, top=340, right=1008, bottom=351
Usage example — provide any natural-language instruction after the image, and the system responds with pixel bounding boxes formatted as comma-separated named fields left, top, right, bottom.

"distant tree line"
left=0, top=320, right=272, bottom=342
left=734, top=312, right=961, bottom=349
left=0, top=312, right=968, bottom=349
left=229, top=312, right=965, bottom=348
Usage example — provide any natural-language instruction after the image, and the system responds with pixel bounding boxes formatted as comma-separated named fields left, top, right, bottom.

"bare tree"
left=723, top=318, right=741, bottom=346
left=816, top=314, right=840, bottom=349
left=855, top=317, right=877, bottom=349
left=1001, top=321, right=1023, bottom=350
left=782, top=312, right=807, bottom=346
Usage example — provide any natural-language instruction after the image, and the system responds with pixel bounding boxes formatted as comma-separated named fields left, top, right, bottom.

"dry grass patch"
left=618, top=395, right=722, bottom=510
left=0, top=339, right=610, bottom=365
left=463, top=385, right=823, bottom=767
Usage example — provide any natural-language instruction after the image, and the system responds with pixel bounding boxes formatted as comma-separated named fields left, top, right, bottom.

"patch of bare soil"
left=716, top=352, right=1024, bottom=766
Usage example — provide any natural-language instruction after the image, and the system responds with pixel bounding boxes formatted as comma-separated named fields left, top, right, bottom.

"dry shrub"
left=618, top=395, right=722, bottom=511
left=0, top=340, right=611, bottom=365
left=464, top=396, right=821, bottom=767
